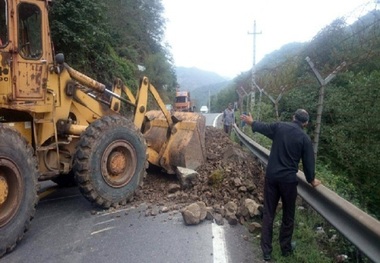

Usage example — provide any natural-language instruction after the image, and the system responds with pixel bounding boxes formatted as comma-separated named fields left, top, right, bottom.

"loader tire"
left=74, top=115, right=147, bottom=208
left=0, top=126, right=38, bottom=258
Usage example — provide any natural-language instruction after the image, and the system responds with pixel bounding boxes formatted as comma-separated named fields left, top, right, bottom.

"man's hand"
left=311, top=179, right=321, bottom=188
left=240, top=113, right=254, bottom=126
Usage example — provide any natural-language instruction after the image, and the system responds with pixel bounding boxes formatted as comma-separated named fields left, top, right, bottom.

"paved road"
left=3, top=183, right=260, bottom=263
left=3, top=114, right=261, bottom=263
left=203, top=113, right=223, bottom=128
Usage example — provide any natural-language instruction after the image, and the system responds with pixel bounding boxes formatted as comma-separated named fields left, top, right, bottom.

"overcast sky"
left=162, top=0, right=375, bottom=79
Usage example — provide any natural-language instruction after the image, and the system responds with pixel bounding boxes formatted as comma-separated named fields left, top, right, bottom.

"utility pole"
left=248, top=20, right=262, bottom=115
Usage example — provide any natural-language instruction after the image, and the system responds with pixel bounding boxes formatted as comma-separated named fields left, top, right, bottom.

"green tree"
left=49, top=0, right=177, bottom=98
left=106, top=0, right=177, bottom=94
left=323, top=71, right=380, bottom=213
left=107, top=0, right=165, bottom=62
left=224, top=8, right=380, bottom=217
left=49, top=0, right=118, bottom=82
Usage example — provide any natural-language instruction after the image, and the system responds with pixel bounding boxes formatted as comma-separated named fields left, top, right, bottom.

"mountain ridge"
left=176, top=66, right=231, bottom=91
left=175, top=66, right=232, bottom=111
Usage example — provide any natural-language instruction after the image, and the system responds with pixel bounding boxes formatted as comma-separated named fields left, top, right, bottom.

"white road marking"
left=90, top=226, right=115, bottom=235
left=94, top=218, right=115, bottom=226
left=95, top=207, right=131, bottom=216
left=212, top=223, right=228, bottom=263
left=213, top=113, right=223, bottom=128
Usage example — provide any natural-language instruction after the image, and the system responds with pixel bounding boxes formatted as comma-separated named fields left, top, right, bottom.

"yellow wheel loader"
left=0, top=0, right=205, bottom=257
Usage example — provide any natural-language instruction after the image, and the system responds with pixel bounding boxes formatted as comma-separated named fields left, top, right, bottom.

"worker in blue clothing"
left=222, top=103, right=235, bottom=136
left=240, top=109, right=321, bottom=262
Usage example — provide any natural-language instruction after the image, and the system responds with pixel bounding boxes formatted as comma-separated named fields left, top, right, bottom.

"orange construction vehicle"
left=174, top=91, right=195, bottom=112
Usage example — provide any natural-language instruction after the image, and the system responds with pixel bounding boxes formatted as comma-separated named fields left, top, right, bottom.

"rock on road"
left=2, top=113, right=263, bottom=263
left=3, top=183, right=261, bottom=263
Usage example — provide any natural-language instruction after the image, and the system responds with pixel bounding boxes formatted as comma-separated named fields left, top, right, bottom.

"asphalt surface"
left=3, top=183, right=260, bottom=263
left=2, top=113, right=262, bottom=263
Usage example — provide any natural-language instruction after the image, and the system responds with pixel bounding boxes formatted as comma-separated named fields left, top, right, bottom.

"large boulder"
left=181, top=201, right=207, bottom=225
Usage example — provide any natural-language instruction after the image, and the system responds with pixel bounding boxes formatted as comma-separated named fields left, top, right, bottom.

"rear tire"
left=0, top=126, right=38, bottom=258
left=74, top=115, right=147, bottom=208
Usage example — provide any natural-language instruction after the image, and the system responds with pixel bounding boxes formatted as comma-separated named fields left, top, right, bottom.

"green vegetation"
left=49, top=0, right=177, bottom=103
left=236, top=118, right=373, bottom=261
left=248, top=195, right=372, bottom=262
left=223, top=11, right=380, bottom=220
left=46, top=1, right=378, bottom=260
left=208, top=169, right=225, bottom=187
left=252, top=203, right=372, bottom=263
left=179, top=7, right=380, bottom=260
left=262, top=207, right=333, bottom=263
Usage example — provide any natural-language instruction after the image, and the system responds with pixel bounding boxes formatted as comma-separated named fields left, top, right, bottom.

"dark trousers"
left=223, top=124, right=232, bottom=135
left=260, top=179, right=298, bottom=255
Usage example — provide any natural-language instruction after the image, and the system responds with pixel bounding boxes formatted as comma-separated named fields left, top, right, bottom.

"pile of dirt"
left=132, top=126, right=266, bottom=222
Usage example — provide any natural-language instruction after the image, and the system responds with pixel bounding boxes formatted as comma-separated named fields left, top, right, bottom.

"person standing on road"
left=222, top=103, right=235, bottom=135
left=240, top=109, right=321, bottom=262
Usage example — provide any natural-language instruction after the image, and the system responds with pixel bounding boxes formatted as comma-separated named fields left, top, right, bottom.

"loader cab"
left=17, top=2, right=43, bottom=60
left=1, top=0, right=52, bottom=102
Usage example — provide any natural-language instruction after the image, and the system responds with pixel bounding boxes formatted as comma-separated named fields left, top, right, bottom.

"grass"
left=251, top=204, right=333, bottom=263
left=249, top=190, right=373, bottom=262
left=233, top=125, right=373, bottom=262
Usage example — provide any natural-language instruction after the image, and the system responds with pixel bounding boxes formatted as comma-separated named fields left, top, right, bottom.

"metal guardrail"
left=233, top=124, right=380, bottom=262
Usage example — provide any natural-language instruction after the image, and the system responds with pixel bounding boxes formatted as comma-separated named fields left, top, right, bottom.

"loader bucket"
left=142, top=110, right=206, bottom=174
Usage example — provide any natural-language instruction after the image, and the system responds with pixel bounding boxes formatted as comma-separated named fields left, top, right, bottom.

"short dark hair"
left=294, top=109, right=309, bottom=123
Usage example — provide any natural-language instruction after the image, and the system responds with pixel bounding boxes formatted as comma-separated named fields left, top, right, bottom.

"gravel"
left=131, top=126, right=266, bottom=223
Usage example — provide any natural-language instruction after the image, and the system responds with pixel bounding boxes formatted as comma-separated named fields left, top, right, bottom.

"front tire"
left=74, top=115, right=147, bottom=208
left=0, top=126, right=38, bottom=258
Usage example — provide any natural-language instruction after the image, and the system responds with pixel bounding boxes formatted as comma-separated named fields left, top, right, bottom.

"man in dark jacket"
left=240, top=109, right=321, bottom=261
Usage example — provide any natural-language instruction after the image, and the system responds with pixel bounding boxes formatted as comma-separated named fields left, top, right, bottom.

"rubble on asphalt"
left=132, top=126, right=266, bottom=227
